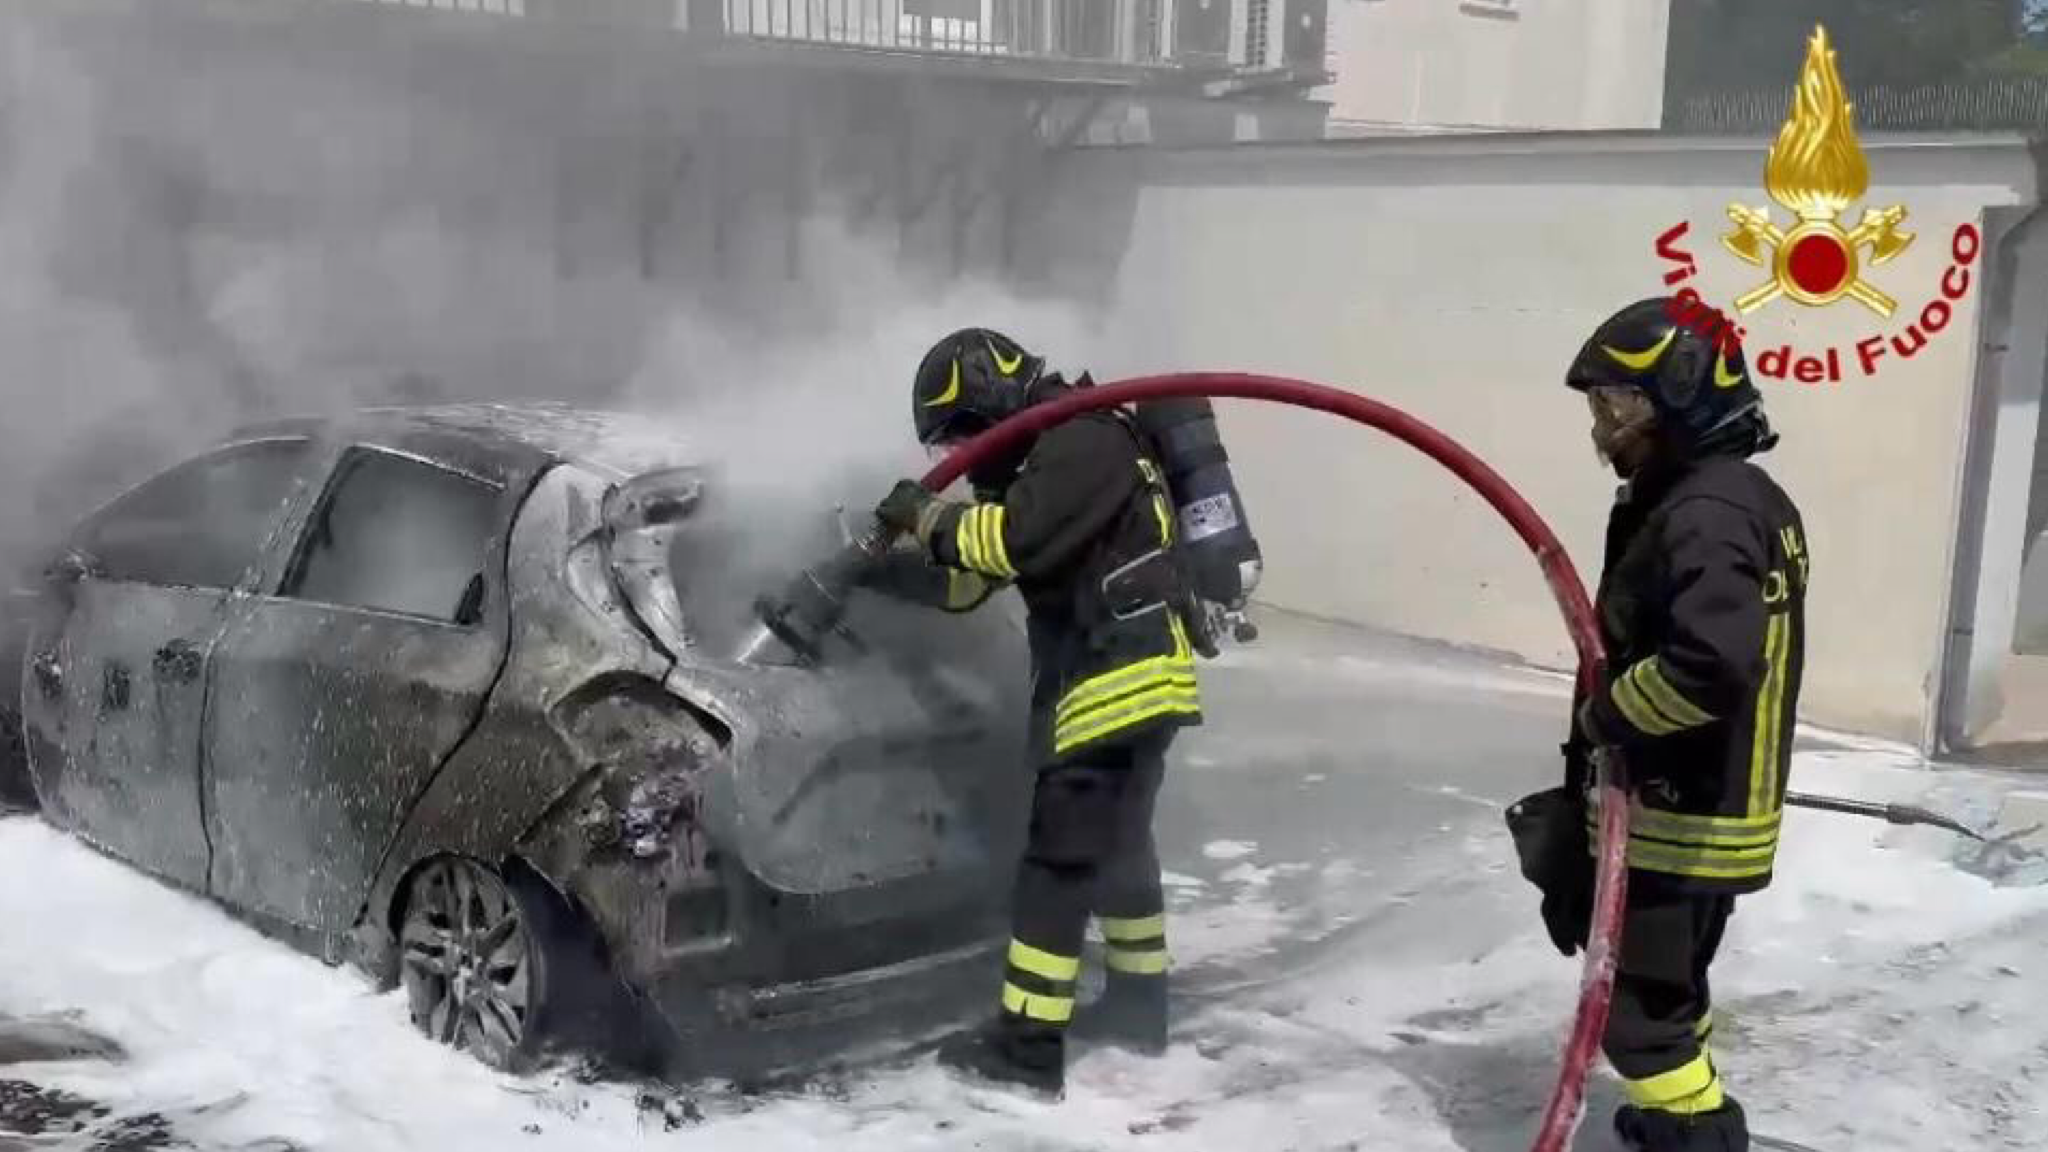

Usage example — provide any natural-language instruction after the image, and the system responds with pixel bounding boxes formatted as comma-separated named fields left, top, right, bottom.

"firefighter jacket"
left=1570, top=451, right=1809, bottom=895
left=892, top=409, right=1203, bottom=762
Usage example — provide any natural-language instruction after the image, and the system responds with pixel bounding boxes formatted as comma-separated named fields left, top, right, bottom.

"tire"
left=397, top=857, right=556, bottom=1073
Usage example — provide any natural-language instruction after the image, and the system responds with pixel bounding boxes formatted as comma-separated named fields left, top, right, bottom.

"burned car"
left=14, top=403, right=1031, bottom=1076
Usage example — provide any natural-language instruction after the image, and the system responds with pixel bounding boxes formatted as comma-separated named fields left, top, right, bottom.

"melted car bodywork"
left=20, top=405, right=1031, bottom=1075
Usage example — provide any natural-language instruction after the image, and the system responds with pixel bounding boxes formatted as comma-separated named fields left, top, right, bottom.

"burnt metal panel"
left=19, top=436, right=329, bottom=889
left=26, top=582, right=229, bottom=889
left=202, top=452, right=525, bottom=933
left=661, top=588, right=1033, bottom=896
left=358, top=464, right=674, bottom=955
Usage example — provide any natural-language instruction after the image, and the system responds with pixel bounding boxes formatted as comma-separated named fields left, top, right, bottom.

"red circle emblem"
left=1786, top=232, right=1851, bottom=297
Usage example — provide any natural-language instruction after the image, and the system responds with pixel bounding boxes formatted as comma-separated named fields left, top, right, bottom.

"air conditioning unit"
left=1281, top=0, right=1324, bottom=69
left=1220, top=0, right=1321, bottom=71
left=1173, top=0, right=1229, bottom=65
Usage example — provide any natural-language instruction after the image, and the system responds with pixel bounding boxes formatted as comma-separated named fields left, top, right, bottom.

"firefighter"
left=869, top=327, right=1200, bottom=1097
left=1518, top=297, right=1808, bottom=1152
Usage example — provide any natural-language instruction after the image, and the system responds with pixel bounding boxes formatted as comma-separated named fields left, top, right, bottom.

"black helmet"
left=1565, top=297, right=1773, bottom=453
left=911, top=328, right=1046, bottom=447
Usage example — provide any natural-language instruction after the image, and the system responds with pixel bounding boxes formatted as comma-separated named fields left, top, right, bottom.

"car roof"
left=228, top=402, right=698, bottom=482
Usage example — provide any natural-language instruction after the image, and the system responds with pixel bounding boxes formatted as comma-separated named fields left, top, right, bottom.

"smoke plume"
left=0, top=0, right=1102, bottom=590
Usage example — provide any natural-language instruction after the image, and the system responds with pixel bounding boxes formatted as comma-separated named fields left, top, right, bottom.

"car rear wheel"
left=398, top=857, right=549, bottom=1071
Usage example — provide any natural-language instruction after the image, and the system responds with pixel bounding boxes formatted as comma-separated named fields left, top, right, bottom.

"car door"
left=19, top=437, right=321, bottom=889
left=203, top=445, right=519, bottom=934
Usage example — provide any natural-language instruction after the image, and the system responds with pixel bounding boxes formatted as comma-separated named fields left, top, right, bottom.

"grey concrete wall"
left=1040, top=134, right=2043, bottom=746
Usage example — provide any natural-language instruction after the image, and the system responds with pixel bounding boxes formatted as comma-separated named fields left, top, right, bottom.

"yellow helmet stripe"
left=1600, top=327, right=1678, bottom=371
left=1713, top=353, right=1746, bottom=389
left=923, top=359, right=962, bottom=407
left=988, top=339, right=1024, bottom=375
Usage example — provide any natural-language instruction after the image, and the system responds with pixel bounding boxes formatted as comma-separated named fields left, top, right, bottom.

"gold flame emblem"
left=1722, top=24, right=1914, bottom=317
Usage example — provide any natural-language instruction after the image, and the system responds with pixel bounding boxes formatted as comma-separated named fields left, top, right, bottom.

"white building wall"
left=1059, top=136, right=2039, bottom=746
left=1319, top=0, right=1671, bottom=132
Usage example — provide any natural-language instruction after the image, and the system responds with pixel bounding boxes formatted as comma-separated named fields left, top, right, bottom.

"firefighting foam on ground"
left=5, top=4, right=2048, bottom=1152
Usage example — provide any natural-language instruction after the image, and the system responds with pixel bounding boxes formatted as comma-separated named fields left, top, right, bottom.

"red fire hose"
left=920, top=372, right=1630, bottom=1152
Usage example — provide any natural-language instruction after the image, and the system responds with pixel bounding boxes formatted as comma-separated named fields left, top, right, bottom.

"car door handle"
left=153, top=639, right=204, bottom=684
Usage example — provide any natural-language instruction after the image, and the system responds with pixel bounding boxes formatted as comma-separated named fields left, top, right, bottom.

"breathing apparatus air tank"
left=1131, top=397, right=1263, bottom=642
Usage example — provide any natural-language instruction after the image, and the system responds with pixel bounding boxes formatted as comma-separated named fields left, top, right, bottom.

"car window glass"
left=81, top=439, right=314, bottom=591
left=284, top=449, right=501, bottom=624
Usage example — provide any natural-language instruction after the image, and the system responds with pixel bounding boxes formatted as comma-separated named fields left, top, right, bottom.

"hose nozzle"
left=739, top=522, right=897, bottom=666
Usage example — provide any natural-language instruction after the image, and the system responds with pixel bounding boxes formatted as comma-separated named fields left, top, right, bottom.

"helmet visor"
left=918, top=410, right=992, bottom=449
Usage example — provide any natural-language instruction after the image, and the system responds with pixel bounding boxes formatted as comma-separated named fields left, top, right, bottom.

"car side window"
left=282, top=449, right=502, bottom=625
left=78, top=438, right=314, bottom=592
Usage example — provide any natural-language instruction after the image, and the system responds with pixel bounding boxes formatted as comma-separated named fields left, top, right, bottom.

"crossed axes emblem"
left=1722, top=204, right=1915, bottom=318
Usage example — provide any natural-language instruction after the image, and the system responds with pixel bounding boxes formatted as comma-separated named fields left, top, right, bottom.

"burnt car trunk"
left=573, top=482, right=1032, bottom=1053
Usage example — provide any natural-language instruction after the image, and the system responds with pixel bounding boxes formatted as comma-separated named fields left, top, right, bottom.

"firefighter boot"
left=1068, top=972, right=1167, bottom=1056
left=935, top=1013, right=1065, bottom=1098
left=1613, top=1097, right=1749, bottom=1152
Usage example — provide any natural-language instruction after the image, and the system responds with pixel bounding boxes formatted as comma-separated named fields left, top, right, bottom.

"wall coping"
left=1078, top=131, right=2044, bottom=203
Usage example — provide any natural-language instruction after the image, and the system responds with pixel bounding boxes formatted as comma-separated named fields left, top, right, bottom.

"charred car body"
left=14, top=404, right=1031, bottom=1075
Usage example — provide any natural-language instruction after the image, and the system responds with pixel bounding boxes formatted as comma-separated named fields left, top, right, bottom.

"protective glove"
left=874, top=479, right=946, bottom=546
left=1505, top=785, right=1596, bottom=958
left=1540, top=872, right=1595, bottom=958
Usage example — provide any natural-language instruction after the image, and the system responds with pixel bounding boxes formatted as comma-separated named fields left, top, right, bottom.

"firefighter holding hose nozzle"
left=866, top=327, right=1261, bottom=1098
left=1510, top=298, right=1810, bottom=1152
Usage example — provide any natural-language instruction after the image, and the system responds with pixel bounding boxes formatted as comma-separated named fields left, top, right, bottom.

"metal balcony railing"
left=340, top=0, right=1212, bottom=70
left=333, top=0, right=1276, bottom=78
left=716, top=0, right=1163, bottom=66
left=343, top=0, right=530, bottom=15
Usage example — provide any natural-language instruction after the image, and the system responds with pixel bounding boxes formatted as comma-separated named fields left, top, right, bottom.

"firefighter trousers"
left=1605, top=888, right=1737, bottom=1115
left=995, top=729, right=1172, bottom=1035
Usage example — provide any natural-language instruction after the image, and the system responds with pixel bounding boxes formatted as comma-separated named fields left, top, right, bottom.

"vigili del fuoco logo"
left=1650, top=24, right=1981, bottom=386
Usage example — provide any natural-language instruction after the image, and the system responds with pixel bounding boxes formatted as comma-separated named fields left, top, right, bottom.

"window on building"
left=282, top=449, right=501, bottom=625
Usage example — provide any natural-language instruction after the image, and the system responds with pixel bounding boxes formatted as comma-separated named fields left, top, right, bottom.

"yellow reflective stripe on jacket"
left=1629, top=807, right=1780, bottom=848
left=952, top=504, right=1018, bottom=580
left=1054, top=684, right=1200, bottom=757
left=1585, top=803, right=1781, bottom=880
left=945, top=569, right=992, bottom=611
left=1053, top=658, right=1199, bottom=726
left=1622, top=838, right=1776, bottom=879
left=1609, top=669, right=1685, bottom=736
left=1052, top=616, right=1201, bottom=756
left=1609, top=660, right=1714, bottom=737
left=1632, top=660, right=1715, bottom=727
left=1052, top=615, right=1199, bottom=725
left=1750, top=612, right=1792, bottom=817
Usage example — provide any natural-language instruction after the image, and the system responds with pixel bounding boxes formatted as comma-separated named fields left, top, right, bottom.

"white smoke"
left=0, top=0, right=1108, bottom=589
